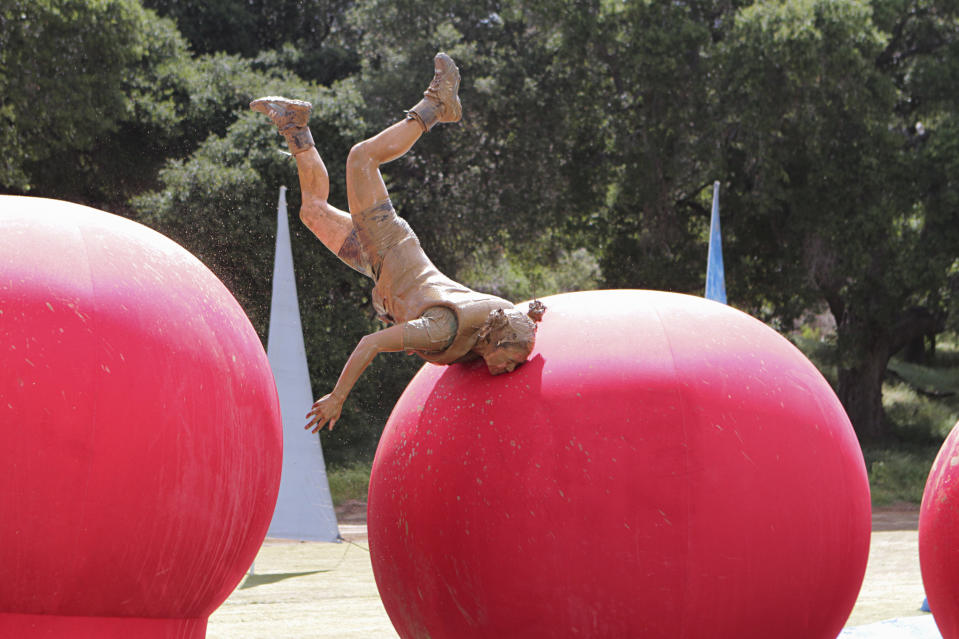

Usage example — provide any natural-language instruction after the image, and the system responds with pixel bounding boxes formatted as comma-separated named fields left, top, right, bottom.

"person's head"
left=477, top=300, right=547, bottom=375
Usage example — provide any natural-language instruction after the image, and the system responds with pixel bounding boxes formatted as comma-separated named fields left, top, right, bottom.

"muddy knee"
left=346, top=140, right=376, bottom=174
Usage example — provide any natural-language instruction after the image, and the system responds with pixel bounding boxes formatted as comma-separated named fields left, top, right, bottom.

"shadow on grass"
left=240, top=570, right=329, bottom=589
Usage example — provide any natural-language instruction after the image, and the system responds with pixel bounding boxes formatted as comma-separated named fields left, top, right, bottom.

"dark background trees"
left=2, top=0, right=957, bottom=459
left=716, top=0, right=959, bottom=440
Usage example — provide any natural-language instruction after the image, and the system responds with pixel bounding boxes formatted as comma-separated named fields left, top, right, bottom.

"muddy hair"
left=477, top=300, right=547, bottom=353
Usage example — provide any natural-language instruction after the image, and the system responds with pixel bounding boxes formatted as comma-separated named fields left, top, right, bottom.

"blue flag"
left=705, top=181, right=727, bottom=304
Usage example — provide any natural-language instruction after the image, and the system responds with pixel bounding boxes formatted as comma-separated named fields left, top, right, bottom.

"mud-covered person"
left=251, top=53, right=546, bottom=432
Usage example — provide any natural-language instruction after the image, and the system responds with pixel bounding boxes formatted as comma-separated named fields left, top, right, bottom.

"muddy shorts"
left=336, top=199, right=414, bottom=280
left=335, top=200, right=458, bottom=349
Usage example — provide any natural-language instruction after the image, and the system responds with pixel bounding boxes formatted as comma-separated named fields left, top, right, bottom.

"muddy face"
left=483, top=345, right=528, bottom=375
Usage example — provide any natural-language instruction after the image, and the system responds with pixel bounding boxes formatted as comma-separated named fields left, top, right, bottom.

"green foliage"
left=132, top=114, right=281, bottom=330
left=326, top=462, right=373, bottom=506
left=458, top=246, right=602, bottom=302
left=142, top=0, right=360, bottom=84
left=340, top=0, right=609, bottom=277
left=721, top=0, right=898, bottom=325
left=0, top=0, right=188, bottom=197
left=884, top=381, right=958, bottom=441
left=716, top=0, right=959, bottom=438
left=879, top=357, right=959, bottom=508
left=791, top=330, right=840, bottom=387
left=545, top=0, right=728, bottom=293
left=6, top=0, right=959, bottom=455
left=885, top=343, right=959, bottom=442
left=865, top=445, right=940, bottom=506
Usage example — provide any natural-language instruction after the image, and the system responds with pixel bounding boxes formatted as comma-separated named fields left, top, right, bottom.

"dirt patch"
left=872, top=503, right=920, bottom=532
left=335, top=499, right=368, bottom=525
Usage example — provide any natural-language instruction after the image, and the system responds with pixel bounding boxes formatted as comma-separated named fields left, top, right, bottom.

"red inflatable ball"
left=0, top=196, right=282, bottom=638
left=369, top=289, right=871, bottom=639
left=919, top=419, right=959, bottom=638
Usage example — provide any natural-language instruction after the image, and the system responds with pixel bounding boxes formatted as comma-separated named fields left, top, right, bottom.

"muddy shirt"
left=348, top=199, right=513, bottom=364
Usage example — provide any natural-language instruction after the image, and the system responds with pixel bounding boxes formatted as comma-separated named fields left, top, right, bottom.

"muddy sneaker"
left=250, top=96, right=315, bottom=154
left=250, top=96, right=312, bottom=131
left=406, top=53, right=462, bottom=132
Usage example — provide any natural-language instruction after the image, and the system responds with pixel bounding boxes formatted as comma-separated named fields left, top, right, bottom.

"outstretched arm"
left=305, top=323, right=406, bottom=432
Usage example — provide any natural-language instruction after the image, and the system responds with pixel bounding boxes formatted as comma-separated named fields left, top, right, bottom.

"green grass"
left=326, top=462, right=372, bottom=506
left=863, top=445, right=942, bottom=507
left=884, top=336, right=959, bottom=441
left=868, top=344, right=958, bottom=507
left=882, top=380, right=958, bottom=441
left=870, top=337, right=958, bottom=507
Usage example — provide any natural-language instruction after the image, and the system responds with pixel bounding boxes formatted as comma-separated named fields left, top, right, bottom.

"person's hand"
left=305, top=392, right=344, bottom=433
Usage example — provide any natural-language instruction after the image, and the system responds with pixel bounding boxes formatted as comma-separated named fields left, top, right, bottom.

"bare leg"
left=345, top=52, right=462, bottom=216
left=251, top=95, right=368, bottom=272
left=252, top=52, right=460, bottom=265
left=345, top=119, right=423, bottom=215
left=294, top=146, right=353, bottom=256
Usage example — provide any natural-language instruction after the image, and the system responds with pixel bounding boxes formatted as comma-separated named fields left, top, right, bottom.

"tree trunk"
left=903, top=334, right=930, bottom=364
left=895, top=307, right=945, bottom=364
left=833, top=305, right=944, bottom=442
left=837, top=344, right=890, bottom=442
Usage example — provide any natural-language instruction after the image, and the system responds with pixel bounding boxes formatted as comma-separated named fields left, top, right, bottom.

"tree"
left=533, top=0, right=738, bottom=293
left=305, top=0, right=641, bottom=303
left=718, top=0, right=959, bottom=440
left=142, top=0, right=359, bottom=85
left=0, top=0, right=189, bottom=201
left=515, top=0, right=958, bottom=441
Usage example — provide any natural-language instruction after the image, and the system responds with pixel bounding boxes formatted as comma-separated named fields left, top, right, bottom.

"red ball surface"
left=919, top=420, right=959, bottom=638
left=0, top=196, right=282, bottom=638
left=369, top=289, right=870, bottom=639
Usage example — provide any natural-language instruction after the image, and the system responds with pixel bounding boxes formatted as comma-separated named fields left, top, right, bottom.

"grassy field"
left=863, top=341, right=957, bottom=507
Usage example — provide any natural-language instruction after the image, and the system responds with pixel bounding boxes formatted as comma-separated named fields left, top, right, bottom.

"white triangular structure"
left=266, top=186, right=339, bottom=541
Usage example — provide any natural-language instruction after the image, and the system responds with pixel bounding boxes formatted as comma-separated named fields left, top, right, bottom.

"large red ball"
left=369, top=289, right=870, bottom=639
left=0, top=196, right=282, bottom=638
left=919, top=420, right=959, bottom=638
